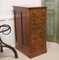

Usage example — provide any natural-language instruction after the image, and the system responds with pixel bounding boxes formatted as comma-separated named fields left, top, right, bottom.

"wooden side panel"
left=14, top=7, right=30, bottom=47
left=21, top=8, right=29, bottom=47
left=14, top=7, right=22, bottom=47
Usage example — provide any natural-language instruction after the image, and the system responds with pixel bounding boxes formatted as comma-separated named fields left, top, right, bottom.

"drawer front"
left=30, top=8, right=46, bottom=52
left=30, top=8, right=46, bottom=21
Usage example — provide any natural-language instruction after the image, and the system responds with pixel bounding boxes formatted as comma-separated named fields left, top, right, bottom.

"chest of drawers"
left=13, top=6, right=47, bottom=58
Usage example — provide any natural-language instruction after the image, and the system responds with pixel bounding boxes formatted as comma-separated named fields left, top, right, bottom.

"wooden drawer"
left=30, top=23, right=46, bottom=34
left=30, top=11, right=46, bottom=28
left=30, top=8, right=46, bottom=16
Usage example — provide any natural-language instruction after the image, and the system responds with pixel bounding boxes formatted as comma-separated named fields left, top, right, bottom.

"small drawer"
left=30, top=9, right=40, bottom=17
left=30, top=9, right=46, bottom=16
left=31, top=34, right=38, bottom=41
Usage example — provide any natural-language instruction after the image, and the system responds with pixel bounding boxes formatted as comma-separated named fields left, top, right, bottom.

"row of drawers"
left=30, top=9, right=46, bottom=51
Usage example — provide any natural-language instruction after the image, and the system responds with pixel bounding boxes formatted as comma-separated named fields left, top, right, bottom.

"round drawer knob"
left=33, top=36, right=37, bottom=40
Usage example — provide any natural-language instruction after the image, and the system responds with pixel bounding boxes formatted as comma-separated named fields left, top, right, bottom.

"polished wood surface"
left=13, top=6, right=47, bottom=58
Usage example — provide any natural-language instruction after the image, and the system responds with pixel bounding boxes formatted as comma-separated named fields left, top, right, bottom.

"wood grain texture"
left=13, top=6, right=47, bottom=58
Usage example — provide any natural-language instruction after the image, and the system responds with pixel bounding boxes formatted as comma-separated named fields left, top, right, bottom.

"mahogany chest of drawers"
left=13, top=6, right=47, bottom=58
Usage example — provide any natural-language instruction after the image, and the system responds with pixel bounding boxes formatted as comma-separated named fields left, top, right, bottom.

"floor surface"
left=0, top=42, right=59, bottom=60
